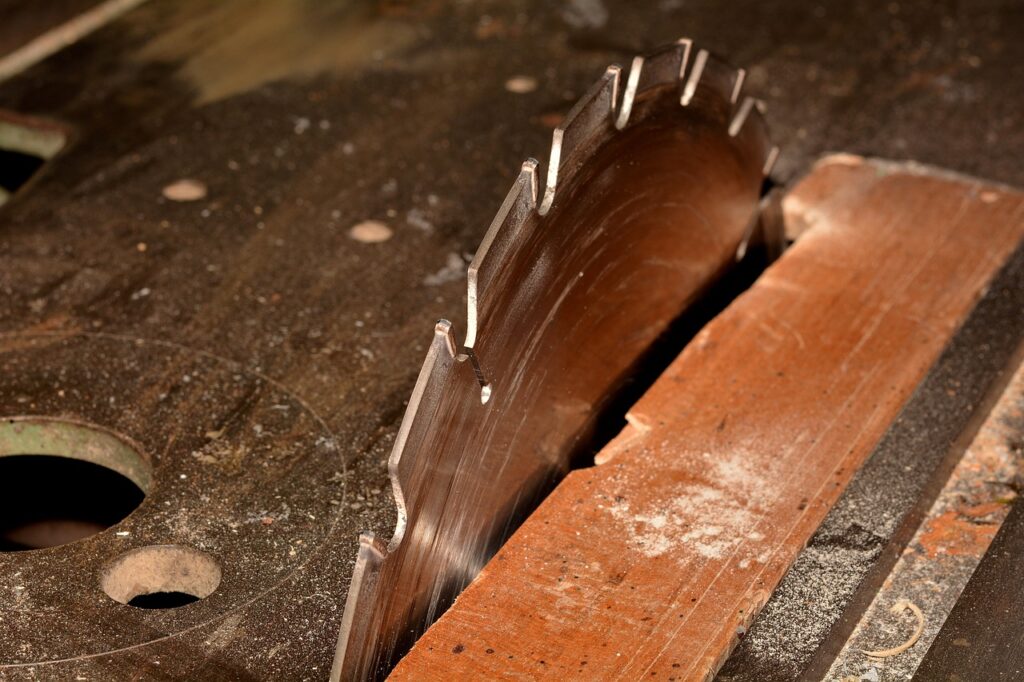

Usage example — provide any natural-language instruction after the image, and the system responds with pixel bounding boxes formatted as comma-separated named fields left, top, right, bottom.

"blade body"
left=333, top=39, right=774, bottom=680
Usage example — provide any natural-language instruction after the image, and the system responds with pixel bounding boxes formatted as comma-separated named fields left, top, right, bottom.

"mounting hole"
left=101, top=545, right=221, bottom=609
left=480, top=383, right=492, bottom=404
left=0, top=115, right=66, bottom=208
left=0, top=418, right=150, bottom=551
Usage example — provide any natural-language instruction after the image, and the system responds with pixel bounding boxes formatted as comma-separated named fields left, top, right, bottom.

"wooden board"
left=722, top=185, right=1024, bottom=678
left=389, top=156, right=1024, bottom=680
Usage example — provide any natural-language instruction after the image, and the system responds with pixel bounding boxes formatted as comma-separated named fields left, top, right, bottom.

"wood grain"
left=389, top=156, right=1024, bottom=681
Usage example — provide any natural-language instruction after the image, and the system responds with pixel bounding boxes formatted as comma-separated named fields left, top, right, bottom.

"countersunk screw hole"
left=101, top=545, right=221, bottom=610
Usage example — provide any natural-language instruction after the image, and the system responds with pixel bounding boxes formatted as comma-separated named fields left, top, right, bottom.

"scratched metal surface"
left=1, top=0, right=1022, bottom=678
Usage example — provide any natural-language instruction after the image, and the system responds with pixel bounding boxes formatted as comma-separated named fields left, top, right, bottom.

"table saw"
left=0, top=2, right=1022, bottom=681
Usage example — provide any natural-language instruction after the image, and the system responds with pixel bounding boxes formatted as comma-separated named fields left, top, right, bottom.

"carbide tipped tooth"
left=684, top=50, right=744, bottom=118
left=331, top=531, right=387, bottom=682
left=358, top=531, right=388, bottom=561
left=735, top=208, right=760, bottom=261
left=539, top=65, right=620, bottom=215
left=638, top=37, right=692, bottom=95
left=387, top=319, right=461, bottom=513
left=729, top=96, right=774, bottom=176
left=615, top=55, right=644, bottom=130
left=436, top=319, right=458, bottom=358
left=763, top=145, right=781, bottom=176
left=730, top=68, right=746, bottom=105
left=466, top=160, right=538, bottom=349
left=617, top=38, right=693, bottom=130
left=729, top=96, right=757, bottom=137
left=681, top=48, right=709, bottom=106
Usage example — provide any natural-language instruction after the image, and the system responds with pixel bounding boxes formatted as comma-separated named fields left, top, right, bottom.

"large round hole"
left=101, top=545, right=221, bottom=609
left=0, top=418, right=150, bottom=552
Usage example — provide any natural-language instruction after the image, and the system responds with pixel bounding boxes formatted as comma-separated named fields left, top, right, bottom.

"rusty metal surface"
left=0, top=0, right=1022, bottom=679
left=913, top=482, right=1024, bottom=680
left=0, top=333, right=344, bottom=677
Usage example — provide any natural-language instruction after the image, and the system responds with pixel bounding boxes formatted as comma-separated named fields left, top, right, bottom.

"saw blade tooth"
left=617, top=38, right=693, bottom=130
left=466, top=160, right=539, bottom=350
left=680, top=48, right=708, bottom=106
left=615, top=55, right=644, bottom=130
left=386, top=320, right=459, bottom=530
left=735, top=201, right=761, bottom=261
left=334, top=317, right=478, bottom=679
left=730, top=67, right=747, bottom=105
left=729, top=96, right=757, bottom=137
left=639, top=37, right=693, bottom=94
left=538, top=65, right=621, bottom=215
left=763, top=145, right=781, bottom=176
left=729, top=96, right=775, bottom=177
left=331, top=531, right=387, bottom=682
left=684, top=50, right=746, bottom=122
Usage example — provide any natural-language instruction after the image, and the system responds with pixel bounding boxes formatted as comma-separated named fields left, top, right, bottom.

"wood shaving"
left=862, top=599, right=924, bottom=659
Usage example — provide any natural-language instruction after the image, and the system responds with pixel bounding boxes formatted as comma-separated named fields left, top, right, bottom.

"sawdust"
left=607, top=450, right=764, bottom=560
left=610, top=485, right=757, bottom=559
left=561, top=0, right=608, bottom=29
left=405, top=208, right=434, bottom=233
left=423, top=252, right=466, bottom=286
